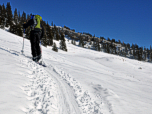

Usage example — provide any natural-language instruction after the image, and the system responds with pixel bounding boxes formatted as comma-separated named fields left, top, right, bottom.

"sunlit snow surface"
left=0, top=29, right=152, bottom=114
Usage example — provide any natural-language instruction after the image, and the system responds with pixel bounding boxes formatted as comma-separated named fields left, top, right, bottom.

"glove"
left=22, top=24, right=27, bottom=31
left=23, top=21, right=27, bottom=28
left=22, top=24, right=25, bottom=28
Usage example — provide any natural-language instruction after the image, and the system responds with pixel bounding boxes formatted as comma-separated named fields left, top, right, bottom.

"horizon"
left=1, top=0, right=152, bottom=48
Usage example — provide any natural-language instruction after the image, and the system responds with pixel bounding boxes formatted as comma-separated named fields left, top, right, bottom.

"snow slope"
left=0, top=29, right=152, bottom=114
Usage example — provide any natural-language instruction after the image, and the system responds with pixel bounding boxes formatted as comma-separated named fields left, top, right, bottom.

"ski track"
left=19, top=57, right=81, bottom=114
left=19, top=58, right=60, bottom=114
left=19, top=52, right=81, bottom=113
left=52, top=66, right=104, bottom=114
left=45, top=54, right=119, bottom=114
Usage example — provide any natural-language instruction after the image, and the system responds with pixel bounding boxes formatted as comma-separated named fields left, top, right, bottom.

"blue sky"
left=1, top=0, right=152, bottom=48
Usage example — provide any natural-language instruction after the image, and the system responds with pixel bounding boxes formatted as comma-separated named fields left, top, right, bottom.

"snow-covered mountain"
left=0, top=28, right=152, bottom=114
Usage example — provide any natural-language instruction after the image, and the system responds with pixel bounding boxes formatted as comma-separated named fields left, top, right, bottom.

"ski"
left=21, top=29, right=25, bottom=54
left=24, top=55, right=47, bottom=67
left=36, top=59, right=47, bottom=67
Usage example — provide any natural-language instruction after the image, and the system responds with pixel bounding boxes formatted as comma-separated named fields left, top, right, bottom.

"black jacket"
left=23, top=19, right=44, bottom=39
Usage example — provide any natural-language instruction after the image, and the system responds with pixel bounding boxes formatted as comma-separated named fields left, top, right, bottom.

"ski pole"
left=40, top=41, right=42, bottom=53
left=21, top=29, right=25, bottom=54
left=40, top=40, right=42, bottom=58
left=39, top=40, right=43, bottom=63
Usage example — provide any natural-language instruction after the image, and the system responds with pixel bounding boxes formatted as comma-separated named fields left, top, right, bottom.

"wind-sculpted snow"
left=53, top=67, right=104, bottom=114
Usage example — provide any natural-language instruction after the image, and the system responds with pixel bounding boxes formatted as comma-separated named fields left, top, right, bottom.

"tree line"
left=65, top=25, right=152, bottom=62
left=79, top=37, right=152, bottom=62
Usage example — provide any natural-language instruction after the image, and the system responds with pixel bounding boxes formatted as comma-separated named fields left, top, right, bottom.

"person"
left=23, top=15, right=44, bottom=62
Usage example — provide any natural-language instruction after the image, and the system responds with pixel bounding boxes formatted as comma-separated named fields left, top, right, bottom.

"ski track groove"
left=45, top=65, right=81, bottom=114
left=19, top=54, right=82, bottom=114
left=51, top=65, right=104, bottom=114
left=20, top=55, right=105, bottom=114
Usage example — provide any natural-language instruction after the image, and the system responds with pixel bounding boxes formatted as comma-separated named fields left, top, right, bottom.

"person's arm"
left=23, top=19, right=33, bottom=29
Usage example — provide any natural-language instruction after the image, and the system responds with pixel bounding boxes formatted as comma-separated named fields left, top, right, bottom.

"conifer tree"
left=42, top=27, right=48, bottom=47
left=40, top=21, right=48, bottom=46
left=52, top=42, right=58, bottom=52
left=47, top=31, right=53, bottom=46
left=144, top=51, right=147, bottom=61
left=107, top=43, right=110, bottom=53
left=93, top=41, right=97, bottom=50
left=56, top=29, right=60, bottom=41
left=50, top=33, right=53, bottom=46
left=42, top=33, right=48, bottom=47
left=10, top=24, right=15, bottom=34
left=139, top=48, right=143, bottom=61
left=150, top=45, right=152, bottom=61
left=107, top=37, right=111, bottom=41
left=0, top=5, right=1, bottom=16
left=112, top=39, right=115, bottom=43
left=137, top=50, right=141, bottom=61
left=118, top=40, right=121, bottom=43
left=1, top=3, right=7, bottom=29
left=46, top=22, right=53, bottom=46
left=54, top=24, right=57, bottom=32
left=17, top=23, right=23, bottom=37
left=21, top=11, right=26, bottom=24
left=13, top=9, right=19, bottom=35
left=104, top=43, right=107, bottom=53
left=27, top=14, right=30, bottom=20
left=13, top=24, right=17, bottom=35
left=97, top=41, right=101, bottom=51
left=90, top=41, right=92, bottom=45
left=14, top=8, right=18, bottom=24
left=0, top=5, right=2, bottom=28
left=60, top=33, right=67, bottom=51
left=140, top=47, right=143, bottom=61
left=74, top=40, right=76, bottom=45
left=25, top=26, right=30, bottom=39
left=133, top=49, right=135, bottom=59
left=71, top=39, right=74, bottom=44
left=51, top=21, right=53, bottom=26
left=18, top=11, right=20, bottom=22
left=79, top=37, right=84, bottom=47
left=114, top=46, right=117, bottom=54
left=6, top=2, right=13, bottom=28
left=150, top=52, right=152, bottom=62
left=46, top=21, right=50, bottom=36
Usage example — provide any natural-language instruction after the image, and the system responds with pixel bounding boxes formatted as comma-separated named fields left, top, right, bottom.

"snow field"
left=0, top=28, right=152, bottom=114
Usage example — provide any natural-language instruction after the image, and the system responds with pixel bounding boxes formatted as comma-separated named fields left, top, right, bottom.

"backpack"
left=31, top=15, right=42, bottom=31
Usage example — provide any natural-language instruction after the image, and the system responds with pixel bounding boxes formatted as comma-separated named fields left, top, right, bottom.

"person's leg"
left=35, top=33, right=41, bottom=61
left=36, top=33, right=41, bottom=56
left=30, top=32, right=38, bottom=61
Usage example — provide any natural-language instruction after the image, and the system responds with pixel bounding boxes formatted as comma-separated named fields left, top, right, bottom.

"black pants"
left=30, top=31, right=41, bottom=58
